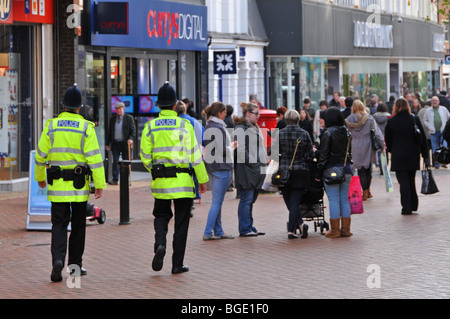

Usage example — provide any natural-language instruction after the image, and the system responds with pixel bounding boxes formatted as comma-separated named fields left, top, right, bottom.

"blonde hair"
left=351, top=99, right=367, bottom=120
left=285, top=110, right=300, bottom=125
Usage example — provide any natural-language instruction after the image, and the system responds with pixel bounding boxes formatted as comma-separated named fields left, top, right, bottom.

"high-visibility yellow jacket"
left=35, top=112, right=106, bottom=202
left=140, top=109, right=208, bottom=199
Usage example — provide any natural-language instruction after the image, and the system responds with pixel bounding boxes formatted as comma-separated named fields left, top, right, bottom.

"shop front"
left=257, top=0, right=443, bottom=110
left=0, top=0, right=53, bottom=190
left=77, top=0, right=207, bottom=170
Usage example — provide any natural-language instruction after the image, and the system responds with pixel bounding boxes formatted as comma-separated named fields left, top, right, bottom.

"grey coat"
left=345, top=113, right=385, bottom=169
left=233, top=118, right=268, bottom=190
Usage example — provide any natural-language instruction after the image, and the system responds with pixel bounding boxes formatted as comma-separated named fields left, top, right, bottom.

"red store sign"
left=0, top=0, right=54, bottom=24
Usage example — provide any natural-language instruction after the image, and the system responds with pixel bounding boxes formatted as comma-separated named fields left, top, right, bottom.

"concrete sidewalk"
left=1, top=167, right=450, bottom=300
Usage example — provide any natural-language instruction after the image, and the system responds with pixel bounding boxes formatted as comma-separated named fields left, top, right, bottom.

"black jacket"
left=316, top=125, right=352, bottom=179
left=106, top=113, right=136, bottom=146
left=385, top=111, right=428, bottom=171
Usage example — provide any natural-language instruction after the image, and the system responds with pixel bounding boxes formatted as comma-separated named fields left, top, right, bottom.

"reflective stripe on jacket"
left=140, top=109, right=208, bottom=199
left=35, top=112, right=106, bottom=202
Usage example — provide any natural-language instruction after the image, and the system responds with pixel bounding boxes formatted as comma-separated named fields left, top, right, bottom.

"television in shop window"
left=111, top=95, right=134, bottom=114
left=138, top=95, right=160, bottom=114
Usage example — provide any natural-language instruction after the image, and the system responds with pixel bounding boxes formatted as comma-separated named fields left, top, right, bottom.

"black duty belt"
left=47, top=165, right=92, bottom=189
left=151, top=164, right=193, bottom=180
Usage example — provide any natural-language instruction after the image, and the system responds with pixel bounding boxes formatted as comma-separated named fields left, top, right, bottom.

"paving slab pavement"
left=1, top=167, right=450, bottom=302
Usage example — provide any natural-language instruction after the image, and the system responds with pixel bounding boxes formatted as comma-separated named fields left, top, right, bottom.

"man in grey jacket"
left=106, top=102, right=136, bottom=184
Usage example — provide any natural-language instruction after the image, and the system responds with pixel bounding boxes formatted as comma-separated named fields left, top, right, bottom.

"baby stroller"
left=289, top=160, right=329, bottom=234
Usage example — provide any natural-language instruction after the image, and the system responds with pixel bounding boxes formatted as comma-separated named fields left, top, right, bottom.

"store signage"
left=91, top=0, right=207, bottom=51
left=353, top=21, right=393, bottom=49
left=0, top=0, right=13, bottom=23
left=94, top=2, right=128, bottom=34
left=0, top=0, right=54, bottom=24
left=213, top=51, right=236, bottom=75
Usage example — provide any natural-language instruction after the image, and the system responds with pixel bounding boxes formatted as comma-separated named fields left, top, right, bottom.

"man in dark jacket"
left=106, top=102, right=136, bottom=185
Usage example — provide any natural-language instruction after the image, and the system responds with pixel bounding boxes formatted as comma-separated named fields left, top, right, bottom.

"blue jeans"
left=324, top=174, right=352, bottom=219
left=204, top=170, right=231, bottom=237
left=430, top=132, right=447, bottom=166
left=237, top=189, right=259, bottom=235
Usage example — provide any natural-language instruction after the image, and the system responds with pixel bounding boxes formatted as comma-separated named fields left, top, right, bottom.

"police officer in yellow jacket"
left=35, top=84, right=106, bottom=282
left=140, top=82, right=208, bottom=274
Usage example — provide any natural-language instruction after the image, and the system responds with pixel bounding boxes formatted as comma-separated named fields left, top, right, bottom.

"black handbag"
left=421, top=166, right=439, bottom=195
left=433, top=146, right=450, bottom=165
left=272, top=138, right=301, bottom=187
left=322, top=132, right=351, bottom=185
left=370, top=119, right=382, bottom=151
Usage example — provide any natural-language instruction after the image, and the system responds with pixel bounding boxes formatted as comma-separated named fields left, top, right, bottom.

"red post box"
left=257, top=109, right=277, bottom=150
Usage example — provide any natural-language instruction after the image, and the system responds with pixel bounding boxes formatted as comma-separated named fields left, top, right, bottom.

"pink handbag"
left=348, top=175, right=364, bottom=214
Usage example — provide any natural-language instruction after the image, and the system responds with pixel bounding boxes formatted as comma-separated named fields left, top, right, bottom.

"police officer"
left=35, top=84, right=106, bottom=282
left=140, top=82, right=208, bottom=274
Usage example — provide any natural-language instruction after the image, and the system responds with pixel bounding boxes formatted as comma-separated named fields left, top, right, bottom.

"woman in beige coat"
left=345, top=100, right=385, bottom=200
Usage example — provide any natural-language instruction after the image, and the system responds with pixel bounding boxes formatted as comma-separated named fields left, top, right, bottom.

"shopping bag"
left=348, top=175, right=364, bottom=214
left=380, top=152, right=393, bottom=193
left=262, top=160, right=279, bottom=192
left=421, top=167, right=439, bottom=195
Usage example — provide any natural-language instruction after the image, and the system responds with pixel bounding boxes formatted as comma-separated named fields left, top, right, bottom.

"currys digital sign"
left=91, top=0, right=207, bottom=51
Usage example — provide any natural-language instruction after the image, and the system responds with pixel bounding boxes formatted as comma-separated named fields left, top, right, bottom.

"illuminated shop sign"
left=94, top=2, right=128, bottom=34
left=353, top=21, right=393, bottom=49
left=91, top=0, right=207, bottom=51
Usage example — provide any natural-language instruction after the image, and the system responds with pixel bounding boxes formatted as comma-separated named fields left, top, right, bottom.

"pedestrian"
left=411, top=98, right=422, bottom=114
left=271, top=110, right=314, bottom=239
left=302, top=98, right=316, bottom=121
left=298, top=108, right=314, bottom=142
left=233, top=102, right=269, bottom=237
left=342, top=96, right=353, bottom=119
left=105, top=102, right=136, bottom=185
left=384, top=98, right=430, bottom=215
left=373, top=103, right=391, bottom=171
left=423, top=96, right=450, bottom=169
left=345, top=99, right=385, bottom=201
left=202, top=102, right=239, bottom=240
left=275, top=106, right=287, bottom=130
left=329, top=91, right=341, bottom=108
left=35, top=84, right=106, bottom=282
left=183, top=97, right=198, bottom=119
left=313, top=100, right=328, bottom=139
left=175, top=100, right=205, bottom=214
left=315, top=107, right=353, bottom=238
left=224, top=104, right=235, bottom=129
left=140, top=82, right=209, bottom=274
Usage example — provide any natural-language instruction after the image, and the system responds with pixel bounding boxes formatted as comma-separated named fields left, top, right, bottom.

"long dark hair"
left=324, top=106, right=345, bottom=127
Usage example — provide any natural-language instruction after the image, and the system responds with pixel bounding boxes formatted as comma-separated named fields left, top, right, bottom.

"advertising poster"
left=27, top=151, right=51, bottom=215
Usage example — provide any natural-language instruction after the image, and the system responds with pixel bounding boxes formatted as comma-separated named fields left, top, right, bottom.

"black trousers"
left=358, top=166, right=373, bottom=191
left=281, top=187, right=305, bottom=232
left=51, top=201, right=87, bottom=267
left=395, top=170, right=418, bottom=214
left=153, top=198, right=193, bottom=268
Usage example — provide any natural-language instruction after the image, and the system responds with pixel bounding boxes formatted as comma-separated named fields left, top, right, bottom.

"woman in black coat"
left=384, top=98, right=430, bottom=215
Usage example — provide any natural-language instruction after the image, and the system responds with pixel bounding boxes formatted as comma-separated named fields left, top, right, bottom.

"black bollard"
left=119, top=160, right=131, bottom=225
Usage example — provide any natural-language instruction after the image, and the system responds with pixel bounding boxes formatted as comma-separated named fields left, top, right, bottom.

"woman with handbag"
left=315, top=107, right=353, bottom=238
left=345, top=100, right=385, bottom=201
left=233, top=103, right=269, bottom=237
left=385, top=98, right=430, bottom=215
left=202, top=102, right=239, bottom=240
left=271, top=110, right=314, bottom=239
